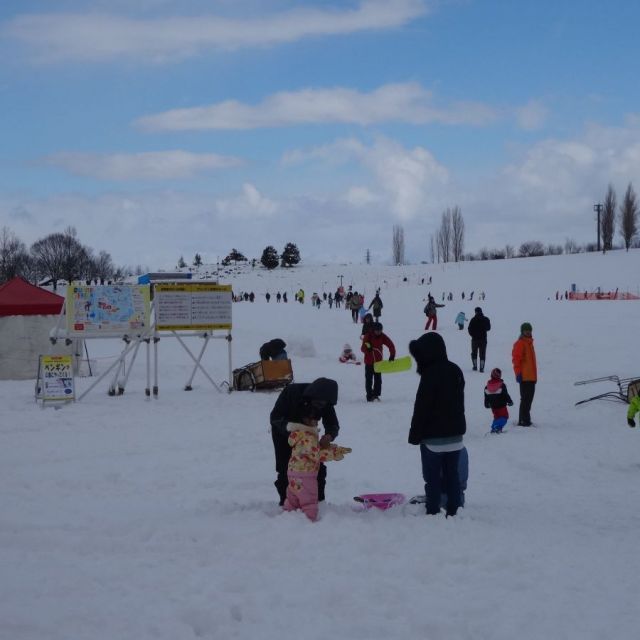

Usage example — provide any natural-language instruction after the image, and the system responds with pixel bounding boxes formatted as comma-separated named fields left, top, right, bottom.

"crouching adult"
left=269, top=378, right=340, bottom=506
left=408, top=332, right=466, bottom=517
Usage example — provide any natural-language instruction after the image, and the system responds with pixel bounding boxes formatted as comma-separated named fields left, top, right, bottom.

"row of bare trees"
left=431, top=206, right=465, bottom=263
left=0, top=226, right=119, bottom=289
left=601, top=182, right=638, bottom=252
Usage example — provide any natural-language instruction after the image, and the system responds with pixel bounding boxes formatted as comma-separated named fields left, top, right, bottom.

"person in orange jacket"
left=361, top=322, right=396, bottom=401
left=512, top=322, right=537, bottom=426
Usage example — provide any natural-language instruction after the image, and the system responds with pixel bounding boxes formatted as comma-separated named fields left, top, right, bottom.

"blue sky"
left=1, top=0, right=640, bottom=268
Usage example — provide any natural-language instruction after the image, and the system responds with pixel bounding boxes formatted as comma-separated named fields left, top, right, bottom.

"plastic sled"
left=373, top=356, right=412, bottom=374
left=353, top=493, right=406, bottom=510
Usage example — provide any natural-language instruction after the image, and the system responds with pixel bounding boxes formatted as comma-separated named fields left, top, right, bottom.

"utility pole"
left=593, top=203, right=603, bottom=252
left=337, top=274, right=344, bottom=287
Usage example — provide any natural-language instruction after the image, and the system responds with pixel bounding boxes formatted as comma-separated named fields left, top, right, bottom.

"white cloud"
left=2, top=0, right=428, bottom=63
left=4, top=119, right=640, bottom=266
left=515, top=100, right=549, bottom=130
left=216, top=183, right=278, bottom=219
left=40, top=150, right=242, bottom=180
left=284, top=136, right=450, bottom=219
left=137, top=82, right=498, bottom=131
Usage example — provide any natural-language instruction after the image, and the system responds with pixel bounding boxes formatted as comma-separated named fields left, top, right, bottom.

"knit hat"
left=520, top=322, right=532, bottom=333
left=475, top=307, right=482, bottom=313
left=343, top=343, right=352, bottom=352
left=490, top=367, right=502, bottom=380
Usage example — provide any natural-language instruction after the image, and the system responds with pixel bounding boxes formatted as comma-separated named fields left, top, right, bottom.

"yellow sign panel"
left=41, top=354, right=75, bottom=401
left=154, top=283, right=232, bottom=331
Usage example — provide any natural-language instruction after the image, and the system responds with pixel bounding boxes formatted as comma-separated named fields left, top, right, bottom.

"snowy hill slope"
left=1, top=249, right=640, bottom=640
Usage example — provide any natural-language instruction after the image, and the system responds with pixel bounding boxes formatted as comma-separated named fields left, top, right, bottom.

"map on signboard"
left=66, top=285, right=151, bottom=336
left=154, top=283, right=232, bottom=331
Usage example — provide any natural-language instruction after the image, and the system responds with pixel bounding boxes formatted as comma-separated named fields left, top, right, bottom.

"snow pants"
left=364, top=363, right=382, bottom=400
left=420, top=446, right=462, bottom=516
left=425, top=315, right=437, bottom=330
left=272, top=428, right=326, bottom=505
left=471, top=339, right=487, bottom=362
left=518, top=381, right=536, bottom=425
left=284, top=471, right=319, bottom=521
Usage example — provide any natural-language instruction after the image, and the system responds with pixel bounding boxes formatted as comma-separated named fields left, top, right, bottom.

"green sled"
left=373, top=355, right=412, bottom=374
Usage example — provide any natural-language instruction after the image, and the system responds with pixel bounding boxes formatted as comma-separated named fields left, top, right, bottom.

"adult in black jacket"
left=467, top=307, right=491, bottom=372
left=409, top=332, right=466, bottom=516
left=270, top=378, right=340, bottom=506
left=259, top=338, right=287, bottom=361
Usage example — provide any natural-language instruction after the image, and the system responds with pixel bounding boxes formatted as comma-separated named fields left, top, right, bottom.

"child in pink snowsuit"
left=284, top=421, right=351, bottom=521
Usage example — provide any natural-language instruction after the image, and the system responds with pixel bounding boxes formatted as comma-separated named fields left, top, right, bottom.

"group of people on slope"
left=269, top=330, right=466, bottom=521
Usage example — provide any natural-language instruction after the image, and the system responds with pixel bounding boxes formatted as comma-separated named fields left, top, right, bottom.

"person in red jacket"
left=361, top=322, right=396, bottom=401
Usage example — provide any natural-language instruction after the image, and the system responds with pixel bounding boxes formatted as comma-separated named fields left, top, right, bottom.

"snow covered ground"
left=2, top=250, right=640, bottom=640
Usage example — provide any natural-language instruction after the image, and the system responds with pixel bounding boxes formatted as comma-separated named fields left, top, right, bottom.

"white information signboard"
left=66, top=284, right=151, bottom=336
left=39, top=354, right=75, bottom=402
left=154, top=283, right=232, bottom=331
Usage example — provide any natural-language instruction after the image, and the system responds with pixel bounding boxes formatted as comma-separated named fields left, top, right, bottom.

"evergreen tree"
left=225, top=248, right=247, bottom=264
left=177, top=255, right=187, bottom=268
left=193, top=253, right=202, bottom=267
left=261, top=246, right=279, bottom=269
left=280, top=242, right=301, bottom=267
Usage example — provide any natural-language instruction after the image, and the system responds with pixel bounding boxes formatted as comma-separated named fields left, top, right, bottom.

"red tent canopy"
left=0, top=277, right=64, bottom=317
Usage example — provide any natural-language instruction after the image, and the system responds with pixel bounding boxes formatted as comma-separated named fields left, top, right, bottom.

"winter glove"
left=516, top=374, right=522, bottom=383
left=388, top=355, right=395, bottom=361
left=364, top=342, right=372, bottom=350
left=628, top=418, right=636, bottom=428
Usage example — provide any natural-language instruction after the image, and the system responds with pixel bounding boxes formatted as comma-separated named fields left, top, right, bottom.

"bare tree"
left=392, top=224, right=405, bottom=265
left=0, top=226, right=30, bottom=282
left=601, top=184, right=616, bottom=253
left=518, top=241, right=545, bottom=257
left=92, top=250, right=115, bottom=283
left=619, top=182, right=638, bottom=251
left=31, top=233, right=67, bottom=290
left=564, top=238, right=579, bottom=254
left=30, top=227, right=90, bottom=289
left=437, top=210, right=452, bottom=263
left=429, top=235, right=435, bottom=263
left=59, top=227, right=91, bottom=284
left=450, top=206, right=465, bottom=262
left=504, top=244, right=515, bottom=258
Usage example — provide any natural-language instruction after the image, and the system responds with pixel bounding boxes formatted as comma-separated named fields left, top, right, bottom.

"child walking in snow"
left=339, top=343, right=361, bottom=364
left=484, top=368, right=513, bottom=433
left=284, top=420, right=351, bottom=521
left=455, top=311, right=466, bottom=330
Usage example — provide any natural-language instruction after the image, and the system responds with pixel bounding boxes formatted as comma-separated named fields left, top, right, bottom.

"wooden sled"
left=233, top=359, right=293, bottom=392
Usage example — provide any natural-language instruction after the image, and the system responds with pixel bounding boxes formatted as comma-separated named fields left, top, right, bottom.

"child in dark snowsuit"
left=484, top=368, right=513, bottom=433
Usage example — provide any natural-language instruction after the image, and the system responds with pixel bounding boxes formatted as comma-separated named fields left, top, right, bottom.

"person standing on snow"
left=368, top=291, right=383, bottom=322
left=484, top=367, right=513, bottom=433
left=361, top=322, right=395, bottom=402
left=408, top=332, right=466, bottom=517
left=467, top=307, right=491, bottom=372
left=270, top=378, right=341, bottom=506
left=512, top=322, right=537, bottom=426
left=424, top=295, right=444, bottom=331
left=627, top=392, right=640, bottom=427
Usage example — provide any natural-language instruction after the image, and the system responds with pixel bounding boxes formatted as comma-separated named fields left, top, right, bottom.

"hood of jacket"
left=302, top=377, right=338, bottom=405
left=409, top=332, right=448, bottom=374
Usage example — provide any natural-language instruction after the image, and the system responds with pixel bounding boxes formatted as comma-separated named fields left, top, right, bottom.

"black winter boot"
left=479, top=360, right=485, bottom=373
left=472, top=358, right=477, bottom=371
